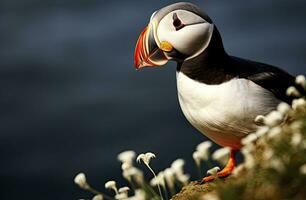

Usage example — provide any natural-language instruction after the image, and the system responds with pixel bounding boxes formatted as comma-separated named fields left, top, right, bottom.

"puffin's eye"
left=172, top=13, right=185, bottom=31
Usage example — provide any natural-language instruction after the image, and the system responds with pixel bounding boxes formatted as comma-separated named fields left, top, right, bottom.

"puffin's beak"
left=134, top=23, right=169, bottom=69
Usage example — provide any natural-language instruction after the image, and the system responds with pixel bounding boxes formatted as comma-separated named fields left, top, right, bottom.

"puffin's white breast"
left=176, top=71, right=279, bottom=149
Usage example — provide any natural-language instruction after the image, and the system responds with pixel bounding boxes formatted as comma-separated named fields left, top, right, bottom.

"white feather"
left=176, top=72, right=279, bottom=149
left=156, top=10, right=213, bottom=59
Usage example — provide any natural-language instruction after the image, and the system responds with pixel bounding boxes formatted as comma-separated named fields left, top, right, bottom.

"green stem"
left=168, top=184, right=175, bottom=197
left=128, top=179, right=137, bottom=191
left=146, top=164, right=164, bottom=200
left=143, top=182, right=159, bottom=197
left=162, top=184, right=169, bottom=200
left=196, top=162, right=202, bottom=179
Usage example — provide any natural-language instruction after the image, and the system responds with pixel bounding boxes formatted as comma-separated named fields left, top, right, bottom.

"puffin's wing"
left=246, top=69, right=295, bottom=104
left=230, top=56, right=304, bottom=104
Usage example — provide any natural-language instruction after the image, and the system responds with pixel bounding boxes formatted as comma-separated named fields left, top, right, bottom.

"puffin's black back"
left=177, top=25, right=304, bottom=104
left=228, top=56, right=304, bottom=104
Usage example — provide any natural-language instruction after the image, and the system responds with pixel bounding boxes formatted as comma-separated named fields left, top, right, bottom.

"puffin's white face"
left=156, top=10, right=214, bottom=60
left=134, top=8, right=214, bottom=69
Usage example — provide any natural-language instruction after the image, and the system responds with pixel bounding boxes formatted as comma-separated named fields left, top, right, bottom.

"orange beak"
left=134, top=24, right=168, bottom=69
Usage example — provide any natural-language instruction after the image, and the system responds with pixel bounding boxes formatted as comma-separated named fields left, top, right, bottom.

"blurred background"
left=1, top=0, right=305, bottom=199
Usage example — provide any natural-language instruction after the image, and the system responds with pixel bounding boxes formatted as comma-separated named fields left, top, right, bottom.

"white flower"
left=300, top=164, right=306, bottom=175
left=286, top=86, right=301, bottom=97
left=241, top=145, right=252, bottom=155
left=262, top=147, right=274, bottom=161
left=121, top=162, right=132, bottom=171
left=270, top=127, right=282, bottom=135
left=105, top=180, right=118, bottom=194
left=291, top=132, right=302, bottom=146
left=136, top=152, right=156, bottom=165
left=164, top=168, right=175, bottom=191
left=115, top=193, right=128, bottom=200
left=295, top=75, right=306, bottom=89
left=171, top=159, right=185, bottom=176
left=117, top=187, right=130, bottom=200
left=192, top=151, right=202, bottom=167
left=267, top=127, right=282, bottom=139
left=206, top=166, right=220, bottom=176
left=137, top=152, right=162, bottom=200
left=202, top=193, right=220, bottom=200
left=118, top=150, right=136, bottom=165
left=176, top=174, right=190, bottom=186
left=136, top=153, right=156, bottom=183
left=150, top=176, right=160, bottom=187
left=290, top=121, right=303, bottom=133
left=150, top=172, right=165, bottom=187
left=122, top=167, right=144, bottom=184
left=118, top=187, right=130, bottom=194
left=212, top=147, right=230, bottom=165
left=241, top=133, right=258, bottom=145
left=196, top=141, right=212, bottom=160
left=74, top=173, right=89, bottom=189
left=264, top=111, right=283, bottom=127
left=157, top=172, right=166, bottom=187
left=254, top=115, right=266, bottom=125
left=241, top=147, right=255, bottom=169
left=292, top=98, right=306, bottom=112
left=255, top=126, right=270, bottom=137
left=269, top=158, right=285, bottom=173
left=244, top=154, right=255, bottom=169
left=92, top=195, right=103, bottom=200
left=242, top=143, right=255, bottom=153
left=232, top=164, right=245, bottom=177
left=277, top=102, right=291, bottom=115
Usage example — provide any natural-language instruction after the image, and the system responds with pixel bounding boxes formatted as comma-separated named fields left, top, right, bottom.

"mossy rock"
left=171, top=180, right=222, bottom=200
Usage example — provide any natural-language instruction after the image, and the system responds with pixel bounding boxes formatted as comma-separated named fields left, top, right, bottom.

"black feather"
left=229, top=56, right=305, bottom=104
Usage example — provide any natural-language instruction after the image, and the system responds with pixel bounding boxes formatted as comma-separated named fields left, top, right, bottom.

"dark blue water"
left=1, top=0, right=305, bottom=199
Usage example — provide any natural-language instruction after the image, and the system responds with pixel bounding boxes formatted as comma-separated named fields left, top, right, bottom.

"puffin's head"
left=134, top=2, right=214, bottom=69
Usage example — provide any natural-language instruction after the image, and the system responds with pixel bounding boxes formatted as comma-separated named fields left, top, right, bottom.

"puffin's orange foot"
left=201, top=175, right=215, bottom=183
left=216, top=166, right=234, bottom=178
left=200, top=172, right=231, bottom=184
left=200, top=149, right=237, bottom=184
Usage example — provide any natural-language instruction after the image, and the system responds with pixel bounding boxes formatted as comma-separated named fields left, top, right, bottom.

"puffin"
left=134, top=2, right=303, bottom=182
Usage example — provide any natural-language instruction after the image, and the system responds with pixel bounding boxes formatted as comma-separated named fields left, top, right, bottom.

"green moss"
left=171, top=181, right=217, bottom=200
